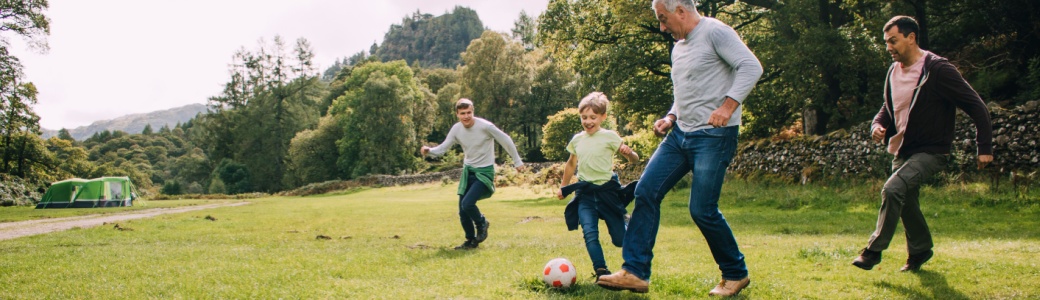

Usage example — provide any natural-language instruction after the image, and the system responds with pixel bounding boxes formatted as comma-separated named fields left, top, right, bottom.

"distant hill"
left=41, top=103, right=210, bottom=141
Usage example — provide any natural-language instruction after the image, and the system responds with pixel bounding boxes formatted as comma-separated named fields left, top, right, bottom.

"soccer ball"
left=542, top=257, right=577, bottom=288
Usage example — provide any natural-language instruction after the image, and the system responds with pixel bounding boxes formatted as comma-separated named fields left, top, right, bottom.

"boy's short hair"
left=455, top=98, right=474, bottom=112
left=578, top=92, right=609, bottom=115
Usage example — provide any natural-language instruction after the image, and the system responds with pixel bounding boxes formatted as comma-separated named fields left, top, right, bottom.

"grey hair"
left=652, top=0, right=697, bottom=14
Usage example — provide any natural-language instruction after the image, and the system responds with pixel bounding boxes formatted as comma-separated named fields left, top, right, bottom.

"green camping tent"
left=36, top=177, right=139, bottom=209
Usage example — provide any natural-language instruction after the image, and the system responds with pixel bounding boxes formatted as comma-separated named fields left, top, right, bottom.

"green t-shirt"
left=566, top=129, right=623, bottom=185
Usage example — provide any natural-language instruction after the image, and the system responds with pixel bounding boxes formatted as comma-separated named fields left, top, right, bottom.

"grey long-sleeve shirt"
left=428, top=117, right=524, bottom=168
left=667, top=17, right=763, bottom=132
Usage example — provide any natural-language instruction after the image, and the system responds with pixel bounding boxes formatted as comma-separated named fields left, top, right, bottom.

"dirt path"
left=0, top=202, right=250, bottom=241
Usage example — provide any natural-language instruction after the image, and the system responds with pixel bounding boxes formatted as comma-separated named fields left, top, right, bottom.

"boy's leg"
left=601, top=204, right=627, bottom=248
left=579, top=198, right=608, bottom=270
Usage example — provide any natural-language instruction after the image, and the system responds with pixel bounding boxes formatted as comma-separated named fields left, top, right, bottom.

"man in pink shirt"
left=852, top=16, right=993, bottom=272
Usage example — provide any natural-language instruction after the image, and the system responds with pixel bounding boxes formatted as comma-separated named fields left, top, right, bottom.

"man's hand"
left=654, top=117, right=673, bottom=137
left=978, top=154, right=993, bottom=170
left=556, top=189, right=564, bottom=200
left=515, top=165, right=527, bottom=173
left=872, top=127, right=886, bottom=143
left=420, top=146, right=431, bottom=156
left=708, top=97, right=740, bottom=128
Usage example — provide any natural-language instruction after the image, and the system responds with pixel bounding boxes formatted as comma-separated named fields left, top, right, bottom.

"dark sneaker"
left=852, top=248, right=882, bottom=270
left=475, top=219, right=490, bottom=243
left=594, top=268, right=612, bottom=283
left=900, top=250, right=933, bottom=272
left=454, top=239, right=478, bottom=250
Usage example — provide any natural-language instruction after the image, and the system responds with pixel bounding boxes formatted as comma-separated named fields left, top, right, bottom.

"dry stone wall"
left=730, top=101, right=1040, bottom=181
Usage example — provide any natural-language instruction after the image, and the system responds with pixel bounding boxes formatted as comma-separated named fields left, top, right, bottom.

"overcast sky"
left=9, top=0, right=549, bottom=130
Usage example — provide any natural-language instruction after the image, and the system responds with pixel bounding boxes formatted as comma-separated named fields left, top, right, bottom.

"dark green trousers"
left=866, top=152, right=947, bottom=255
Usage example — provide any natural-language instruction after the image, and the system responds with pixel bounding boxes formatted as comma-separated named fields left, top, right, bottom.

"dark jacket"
left=873, top=52, right=993, bottom=159
left=561, top=175, right=637, bottom=231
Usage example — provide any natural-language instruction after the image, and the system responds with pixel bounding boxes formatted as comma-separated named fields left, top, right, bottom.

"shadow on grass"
left=517, top=276, right=651, bottom=299
left=875, top=270, right=969, bottom=300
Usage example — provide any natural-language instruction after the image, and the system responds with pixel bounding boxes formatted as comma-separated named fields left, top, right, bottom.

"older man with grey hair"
left=596, top=0, right=762, bottom=296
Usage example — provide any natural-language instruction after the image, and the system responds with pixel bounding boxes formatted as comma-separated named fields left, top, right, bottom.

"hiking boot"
left=475, top=219, right=490, bottom=243
left=708, top=277, right=750, bottom=297
left=594, top=268, right=612, bottom=282
left=852, top=248, right=882, bottom=270
left=596, top=269, right=649, bottom=293
left=900, top=250, right=933, bottom=272
left=454, top=239, right=478, bottom=250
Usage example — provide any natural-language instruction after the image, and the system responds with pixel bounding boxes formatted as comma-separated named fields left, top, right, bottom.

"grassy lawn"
left=0, top=180, right=1037, bottom=299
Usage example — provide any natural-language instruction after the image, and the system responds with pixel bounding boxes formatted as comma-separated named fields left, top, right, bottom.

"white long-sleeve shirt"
left=668, top=17, right=763, bottom=132
left=428, top=117, right=524, bottom=168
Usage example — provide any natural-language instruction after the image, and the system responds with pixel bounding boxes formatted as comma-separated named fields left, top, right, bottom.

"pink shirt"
left=886, top=50, right=928, bottom=155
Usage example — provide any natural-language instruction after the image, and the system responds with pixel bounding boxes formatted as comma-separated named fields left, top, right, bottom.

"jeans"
left=459, top=174, right=489, bottom=240
left=621, top=125, right=746, bottom=280
left=866, top=152, right=946, bottom=254
left=578, top=192, right=627, bottom=270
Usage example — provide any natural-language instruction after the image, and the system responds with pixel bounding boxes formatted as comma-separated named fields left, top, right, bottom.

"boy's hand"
left=619, top=144, right=634, bottom=156
left=556, top=189, right=564, bottom=200
left=420, top=146, right=430, bottom=156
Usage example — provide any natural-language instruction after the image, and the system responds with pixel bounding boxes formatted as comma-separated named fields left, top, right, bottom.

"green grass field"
left=1, top=180, right=1037, bottom=299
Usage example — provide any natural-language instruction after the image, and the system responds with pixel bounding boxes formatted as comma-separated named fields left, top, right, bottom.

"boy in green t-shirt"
left=556, top=92, right=640, bottom=281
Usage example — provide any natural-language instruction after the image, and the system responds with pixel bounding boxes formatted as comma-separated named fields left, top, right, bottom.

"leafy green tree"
left=56, top=128, right=73, bottom=141
left=198, top=36, right=326, bottom=192
left=213, top=159, right=250, bottom=195
left=141, top=124, right=153, bottom=135
left=284, top=115, right=343, bottom=188
left=329, top=61, right=428, bottom=178
left=459, top=30, right=531, bottom=132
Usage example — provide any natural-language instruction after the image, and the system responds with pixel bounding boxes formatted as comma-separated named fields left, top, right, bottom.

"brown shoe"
left=596, top=269, right=649, bottom=293
left=708, top=277, right=750, bottom=297
left=900, top=250, right=933, bottom=272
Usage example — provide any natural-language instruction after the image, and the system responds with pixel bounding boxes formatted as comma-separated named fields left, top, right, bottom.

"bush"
left=0, top=175, right=42, bottom=206
left=541, top=108, right=617, bottom=161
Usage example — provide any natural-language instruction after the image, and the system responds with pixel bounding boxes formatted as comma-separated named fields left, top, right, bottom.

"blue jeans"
left=459, top=174, right=489, bottom=240
left=578, top=192, right=627, bottom=270
left=621, top=125, right=746, bottom=280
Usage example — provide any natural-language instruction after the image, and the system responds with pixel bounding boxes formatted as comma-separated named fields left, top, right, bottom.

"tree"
left=283, top=115, right=342, bottom=188
left=458, top=30, right=531, bottom=133
left=329, top=61, right=429, bottom=178
left=198, top=36, right=326, bottom=192
left=141, top=124, right=153, bottom=135
left=512, top=10, right=538, bottom=50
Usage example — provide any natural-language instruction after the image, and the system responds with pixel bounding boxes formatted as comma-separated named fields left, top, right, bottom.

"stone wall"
left=730, top=101, right=1040, bottom=181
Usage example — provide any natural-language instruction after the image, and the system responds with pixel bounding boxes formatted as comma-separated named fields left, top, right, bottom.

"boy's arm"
left=557, top=154, right=578, bottom=200
left=618, top=143, right=639, bottom=164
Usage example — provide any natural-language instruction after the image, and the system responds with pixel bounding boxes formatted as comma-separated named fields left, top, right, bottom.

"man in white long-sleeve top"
left=421, top=98, right=524, bottom=250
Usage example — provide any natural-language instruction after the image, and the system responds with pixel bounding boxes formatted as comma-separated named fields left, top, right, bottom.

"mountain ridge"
left=41, top=103, right=210, bottom=141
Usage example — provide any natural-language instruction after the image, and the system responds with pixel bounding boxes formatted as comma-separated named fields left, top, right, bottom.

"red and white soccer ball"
left=542, top=257, right=577, bottom=288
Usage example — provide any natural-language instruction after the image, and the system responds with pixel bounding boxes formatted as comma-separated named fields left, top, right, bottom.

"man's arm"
left=486, top=124, right=524, bottom=167
left=933, top=62, right=993, bottom=159
left=426, top=124, right=458, bottom=158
